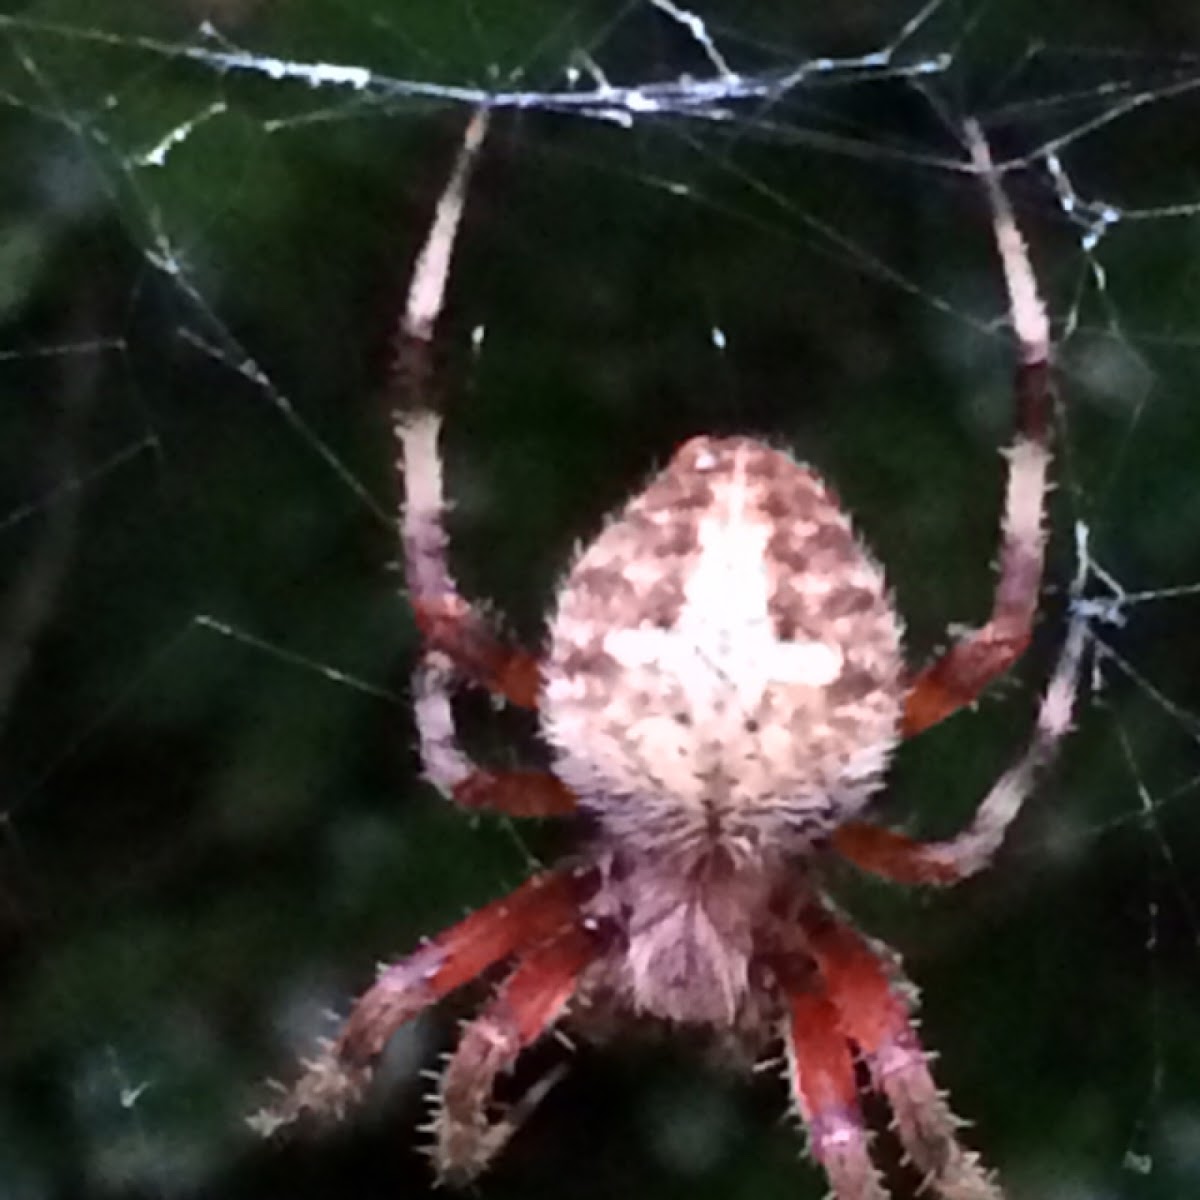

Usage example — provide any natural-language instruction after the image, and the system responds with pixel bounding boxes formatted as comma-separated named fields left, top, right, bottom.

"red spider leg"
left=777, top=961, right=888, bottom=1200
left=249, top=866, right=593, bottom=1134
left=391, top=115, right=576, bottom=818
left=390, top=109, right=541, bottom=710
left=432, top=923, right=600, bottom=1182
left=904, top=121, right=1056, bottom=738
left=415, top=655, right=577, bottom=817
left=802, top=901, right=1002, bottom=1200
left=835, top=604, right=1085, bottom=884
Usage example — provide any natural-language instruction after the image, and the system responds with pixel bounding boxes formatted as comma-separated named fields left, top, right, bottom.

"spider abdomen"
left=542, top=436, right=905, bottom=861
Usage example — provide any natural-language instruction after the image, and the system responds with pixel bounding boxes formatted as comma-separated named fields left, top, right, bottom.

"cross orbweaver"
left=253, top=113, right=1086, bottom=1200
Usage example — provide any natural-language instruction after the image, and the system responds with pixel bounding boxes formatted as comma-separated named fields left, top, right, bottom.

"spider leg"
left=432, top=923, right=599, bottom=1184
left=391, top=110, right=541, bottom=710
left=835, top=603, right=1085, bottom=884
left=801, top=900, right=1003, bottom=1200
left=393, top=118, right=576, bottom=818
left=249, top=867, right=592, bottom=1135
left=415, top=653, right=577, bottom=816
left=903, top=121, right=1055, bottom=738
left=776, top=959, right=888, bottom=1200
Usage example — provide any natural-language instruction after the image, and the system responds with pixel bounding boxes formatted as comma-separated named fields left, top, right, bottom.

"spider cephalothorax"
left=253, top=112, right=1086, bottom=1200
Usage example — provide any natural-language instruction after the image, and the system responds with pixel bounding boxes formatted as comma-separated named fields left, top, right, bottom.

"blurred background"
left=2, top=1, right=1200, bottom=1197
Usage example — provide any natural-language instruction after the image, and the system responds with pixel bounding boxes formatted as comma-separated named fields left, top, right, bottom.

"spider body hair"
left=543, top=435, right=904, bottom=1024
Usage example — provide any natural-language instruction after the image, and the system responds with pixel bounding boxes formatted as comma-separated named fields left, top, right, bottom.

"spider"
left=253, top=112, right=1087, bottom=1200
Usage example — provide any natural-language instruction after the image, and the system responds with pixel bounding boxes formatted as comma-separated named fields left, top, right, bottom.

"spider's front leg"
left=801, top=899, right=1003, bottom=1200
left=250, top=867, right=593, bottom=1135
left=776, top=959, right=888, bottom=1200
left=432, top=922, right=600, bottom=1183
left=903, top=122, right=1056, bottom=738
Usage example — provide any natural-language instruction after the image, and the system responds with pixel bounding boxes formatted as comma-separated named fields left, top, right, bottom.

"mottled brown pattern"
left=543, top=434, right=905, bottom=875
left=824, top=587, right=880, bottom=618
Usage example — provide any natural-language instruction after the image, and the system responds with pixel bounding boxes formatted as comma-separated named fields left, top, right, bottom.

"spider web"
left=2, top=1, right=1199, bottom=1196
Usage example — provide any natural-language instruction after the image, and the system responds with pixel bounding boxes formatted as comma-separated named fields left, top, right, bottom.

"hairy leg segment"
left=800, top=900, right=1002, bottom=1200
left=249, top=867, right=594, bottom=1136
left=778, top=957, right=888, bottom=1200
left=434, top=922, right=600, bottom=1182
left=390, top=113, right=576, bottom=819
left=389, top=110, right=541, bottom=711
left=835, top=605, right=1087, bottom=884
left=903, top=122, right=1057, bottom=739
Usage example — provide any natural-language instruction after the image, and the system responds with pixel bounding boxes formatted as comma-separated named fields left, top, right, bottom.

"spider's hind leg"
left=903, top=121, right=1056, bottom=738
left=392, top=116, right=577, bottom=819
left=391, top=110, right=541, bottom=710
left=416, top=654, right=578, bottom=816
